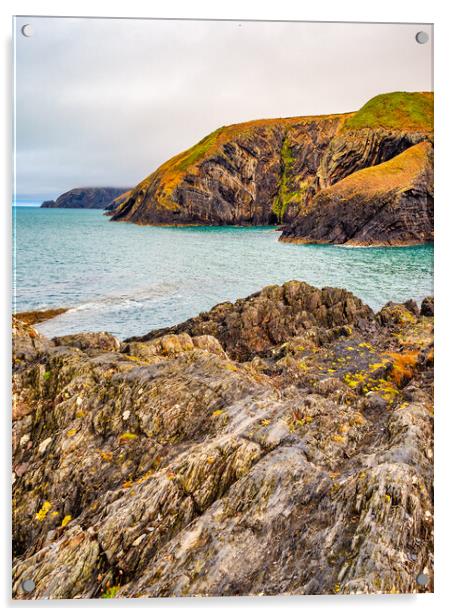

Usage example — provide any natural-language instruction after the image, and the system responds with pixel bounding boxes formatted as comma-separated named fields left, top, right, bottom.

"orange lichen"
left=387, top=351, right=419, bottom=386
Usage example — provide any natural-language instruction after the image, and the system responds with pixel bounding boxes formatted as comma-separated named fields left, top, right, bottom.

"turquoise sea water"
left=13, top=207, right=434, bottom=340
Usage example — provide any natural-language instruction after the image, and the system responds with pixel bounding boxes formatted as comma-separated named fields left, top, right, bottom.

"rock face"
left=41, top=187, right=131, bottom=210
left=111, top=92, right=433, bottom=241
left=12, top=282, right=434, bottom=598
left=127, top=281, right=375, bottom=361
left=104, top=190, right=133, bottom=215
left=280, top=142, right=433, bottom=245
left=111, top=115, right=346, bottom=226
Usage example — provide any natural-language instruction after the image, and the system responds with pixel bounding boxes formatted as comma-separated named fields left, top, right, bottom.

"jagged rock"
left=404, top=299, right=420, bottom=316
left=12, top=283, right=434, bottom=598
left=377, top=301, right=418, bottom=327
left=41, top=187, right=131, bottom=210
left=12, top=317, right=52, bottom=365
left=52, top=332, right=120, bottom=353
left=127, top=280, right=375, bottom=361
left=421, top=296, right=434, bottom=317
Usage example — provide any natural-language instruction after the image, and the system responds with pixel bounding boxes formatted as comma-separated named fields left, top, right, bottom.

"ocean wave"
left=67, top=282, right=181, bottom=314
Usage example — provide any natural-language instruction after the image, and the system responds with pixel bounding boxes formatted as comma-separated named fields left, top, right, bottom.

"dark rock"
left=127, top=280, right=375, bottom=361
left=41, top=187, right=131, bottom=210
left=421, top=296, right=434, bottom=316
left=404, top=299, right=420, bottom=316
left=377, top=302, right=417, bottom=327
left=280, top=142, right=433, bottom=246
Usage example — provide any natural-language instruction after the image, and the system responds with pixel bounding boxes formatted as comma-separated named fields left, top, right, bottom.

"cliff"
left=12, top=282, right=433, bottom=598
left=280, top=141, right=433, bottom=245
left=111, top=114, right=347, bottom=225
left=111, top=92, right=433, bottom=242
left=41, top=187, right=131, bottom=210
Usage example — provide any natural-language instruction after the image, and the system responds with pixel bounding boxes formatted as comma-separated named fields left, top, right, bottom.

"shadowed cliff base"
left=280, top=142, right=433, bottom=246
left=110, top=92, right=433, bottom=246
left=13, top=281, right=433, bottom=598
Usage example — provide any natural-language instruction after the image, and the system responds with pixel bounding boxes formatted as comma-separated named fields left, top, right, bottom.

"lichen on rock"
left=12, top=281, right=433, bottom=598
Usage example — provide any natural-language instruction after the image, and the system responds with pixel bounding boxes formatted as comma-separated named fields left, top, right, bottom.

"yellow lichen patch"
left=134, top=469, right=156, bottom=485
left=260, top=419, right=271, bottom=427
left=124, top=354, right=149, bottom=364
left=61, top=514, right=72, bottom=528
left=384, top=494, right=392, bottom=504
left=119, top=432, right=138, bottom=441
left=369, top=361, right=389, bottom=372
left=35, top=500, right=52, bottom=521
left=224, top=362, right=238, bottom=372
left=297, top=361, right=309, bottom=371
left=66, top=428, right=77, bottom=437
left=122, top=480, right=133, bottom=489
left=343, top=371, right=366, bottom=389
left=99, top=450, right=113, bottom=462
left=211, top=409, right=224, bottom=416
left=51, top=511, right=60, bottom=518
left=332, top=434, right=346, bottom=444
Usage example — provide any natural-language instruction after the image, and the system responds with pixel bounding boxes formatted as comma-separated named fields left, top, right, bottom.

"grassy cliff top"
left=344, top=92, right=433, bottom=132
left=113, top=91, right=433, bottom=217
left=316, top=141, right=432, bottom=201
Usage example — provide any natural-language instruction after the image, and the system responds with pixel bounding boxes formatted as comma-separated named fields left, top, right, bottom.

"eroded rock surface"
left=111, top=92, right=433, bottom=243
left=280, top=142, right=433, bottom=245
left=12, top=282, right=433, bottom=598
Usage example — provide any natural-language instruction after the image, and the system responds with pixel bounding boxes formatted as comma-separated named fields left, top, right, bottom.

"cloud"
left=14, top=17, right=433, bottom=200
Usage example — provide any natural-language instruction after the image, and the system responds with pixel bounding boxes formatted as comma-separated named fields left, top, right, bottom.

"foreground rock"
left=111, top=92, right=433, bottom=242
left=12, top=282, right=433, bottom=598
left=41, top=187, right=131, bottom=210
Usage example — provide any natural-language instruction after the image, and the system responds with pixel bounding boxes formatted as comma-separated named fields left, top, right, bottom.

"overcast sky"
left=14, top=17, right=433, bottom=202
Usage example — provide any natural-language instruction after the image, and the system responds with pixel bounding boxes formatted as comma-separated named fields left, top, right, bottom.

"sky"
left=14, top=17, right=433, bottom=203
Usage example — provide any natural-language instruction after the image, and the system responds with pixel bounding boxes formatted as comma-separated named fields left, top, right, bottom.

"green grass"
left=344, top=92, right=433, bottom=132
left=175, top=127, right=225, bottom=172
left=272, top=137, right=309, bottom=222
left=101, top=585, right=120, bottom=599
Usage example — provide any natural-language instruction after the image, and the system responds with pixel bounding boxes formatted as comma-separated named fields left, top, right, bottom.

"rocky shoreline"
left=14, top=308, right=69, bottom=326
left=12, top=281, right=433, bottom=598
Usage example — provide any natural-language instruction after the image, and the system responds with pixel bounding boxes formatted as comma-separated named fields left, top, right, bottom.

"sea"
left=13, top=206, right=434, bottom=340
